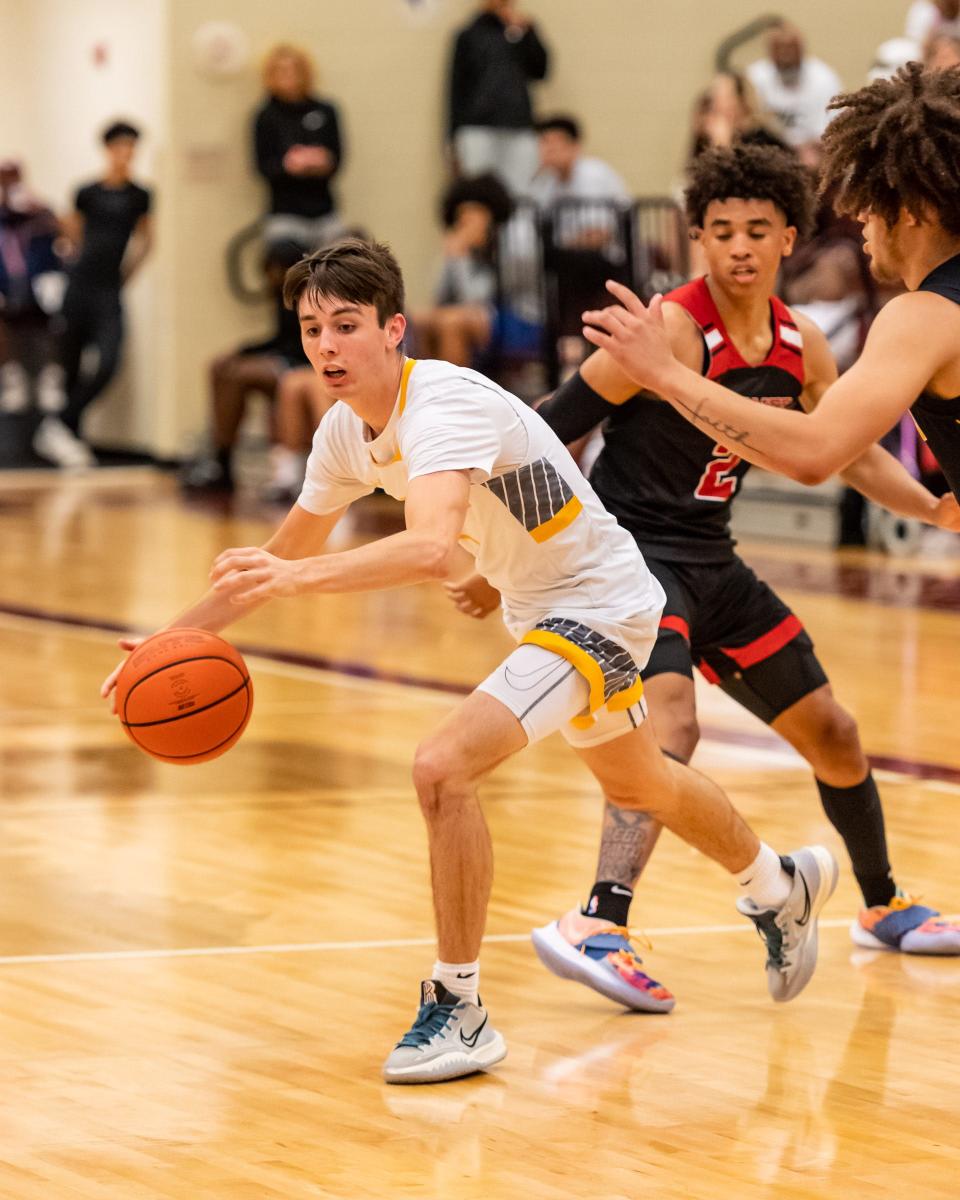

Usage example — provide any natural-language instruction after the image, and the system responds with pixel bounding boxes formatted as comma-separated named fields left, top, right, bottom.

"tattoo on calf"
left=595, top=804, right=663, bottom=887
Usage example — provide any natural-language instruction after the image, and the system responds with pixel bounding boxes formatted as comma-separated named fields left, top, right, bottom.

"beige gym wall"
left=8, top=0, right=911, bottom=457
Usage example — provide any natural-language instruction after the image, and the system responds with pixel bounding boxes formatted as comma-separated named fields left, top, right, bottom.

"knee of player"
left=812, top=704, right=863, bottom=766
left=657, top=712, right=699, bottom=763
left=412, top=739, right=466, bottom=805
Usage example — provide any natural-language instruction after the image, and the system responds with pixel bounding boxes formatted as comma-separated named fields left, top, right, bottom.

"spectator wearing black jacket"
left=254, top=45, right=345, bottom=251
left=448, top=1, right=549, bottom=195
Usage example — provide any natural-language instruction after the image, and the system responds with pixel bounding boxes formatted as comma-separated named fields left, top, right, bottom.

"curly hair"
left=440, top=173, right=514, bottom=229
left=684, top=143, right=815, bottom=238
left=820, top=62, right=960, bottom=235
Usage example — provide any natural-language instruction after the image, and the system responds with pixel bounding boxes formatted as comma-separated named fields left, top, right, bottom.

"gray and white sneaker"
left=737, top=845, right=839, bottom=1003
left=383, top=980, right=507, bottom=1085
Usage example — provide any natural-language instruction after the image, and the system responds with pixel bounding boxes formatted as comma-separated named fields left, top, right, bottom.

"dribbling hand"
left=100, top=636, right=145, bottom=714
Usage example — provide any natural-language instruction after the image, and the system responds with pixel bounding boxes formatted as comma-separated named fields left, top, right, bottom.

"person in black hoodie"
left=448, top=0, right=549, bottom=195
left=254, top=44, right=345, bottom=251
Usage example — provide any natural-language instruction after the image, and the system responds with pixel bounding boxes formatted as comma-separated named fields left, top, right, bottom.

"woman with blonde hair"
left=253, top=44, right=345, bottom=251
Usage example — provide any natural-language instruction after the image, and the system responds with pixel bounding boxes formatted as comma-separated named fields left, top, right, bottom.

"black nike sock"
left=816, top=773, right=896, bottom=908
left=583, top=880, right=633, bottom=926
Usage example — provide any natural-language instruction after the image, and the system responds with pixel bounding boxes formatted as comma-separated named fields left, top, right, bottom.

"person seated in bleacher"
left=409, top=173, right=514, bottom=368
left=0, top=161, right=67, bottom=466
left=181, top=240, right=308, bottom=493
left=527, top=114, right=629, bottom=237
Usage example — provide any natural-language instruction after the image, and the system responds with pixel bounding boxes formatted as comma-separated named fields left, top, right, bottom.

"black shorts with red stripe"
left=640, top=551, right=828, bottom=725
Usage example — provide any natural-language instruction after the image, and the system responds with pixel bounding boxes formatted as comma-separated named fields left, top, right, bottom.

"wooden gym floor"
left=1, top=467, right=959, bottom=1200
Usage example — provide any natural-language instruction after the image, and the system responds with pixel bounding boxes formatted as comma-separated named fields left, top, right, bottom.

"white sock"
left=432, top=959, right=480, bottom=1005
left=736, top=843, right=792, bottom=910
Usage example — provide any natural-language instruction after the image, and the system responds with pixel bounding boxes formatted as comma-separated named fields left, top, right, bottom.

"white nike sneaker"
left=737, top=845, right=839, bottom=1002
left=383, top=980, right=506, bottom=1085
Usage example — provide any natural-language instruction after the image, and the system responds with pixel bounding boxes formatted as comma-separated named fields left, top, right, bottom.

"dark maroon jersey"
left=589, top=276, right=806, bottom=562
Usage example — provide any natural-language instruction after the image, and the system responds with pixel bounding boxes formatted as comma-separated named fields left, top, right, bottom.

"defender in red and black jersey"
left=450, top=143, right=960, bottom=1011
left=591, top=274, right=805, bottom=563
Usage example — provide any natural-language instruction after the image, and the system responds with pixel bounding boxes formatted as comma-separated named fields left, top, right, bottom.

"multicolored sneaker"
left=531, top=910, right=675, bottom=1013
left=382, top=980, right=506, bottom=1085
left=737, top=845, right=839, bottom=1003
left=851, top=892, right=960, bottom=955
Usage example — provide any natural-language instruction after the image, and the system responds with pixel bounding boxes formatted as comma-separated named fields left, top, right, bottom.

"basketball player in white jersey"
left=102, top=239, right=837, bottom=1084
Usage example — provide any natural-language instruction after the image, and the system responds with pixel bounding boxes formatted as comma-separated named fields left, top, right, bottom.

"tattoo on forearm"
left=672, top=394, right=759, bottom=452
left=595, top=804, right=663, bottom=887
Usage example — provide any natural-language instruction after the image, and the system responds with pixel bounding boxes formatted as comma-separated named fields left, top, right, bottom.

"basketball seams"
left=121, top=676, right=251, bottom=728
left=116, top=632, right=254, bottom=765
left=126, top=684, right=252, bottom=761
left=119, top=652, right=247, bottom=724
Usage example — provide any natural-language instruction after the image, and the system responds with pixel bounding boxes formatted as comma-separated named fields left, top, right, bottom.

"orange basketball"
left=115, top=628, right=253, bottom=765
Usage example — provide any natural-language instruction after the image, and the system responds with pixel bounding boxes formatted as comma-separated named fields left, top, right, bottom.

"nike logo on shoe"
left=795, top=873, right=812, bottom=927
left=460, top=1013, right=488, bottom=1048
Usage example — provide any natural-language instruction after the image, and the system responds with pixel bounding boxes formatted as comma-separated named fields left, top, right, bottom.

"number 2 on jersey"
left=695, top=443, right=741, bottom=501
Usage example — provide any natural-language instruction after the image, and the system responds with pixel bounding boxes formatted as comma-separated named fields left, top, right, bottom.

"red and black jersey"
left=589, top=276, right=805, bottom=562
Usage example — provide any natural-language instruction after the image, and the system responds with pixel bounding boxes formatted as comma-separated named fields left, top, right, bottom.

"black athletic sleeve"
left=536, top=372, right=620, bottom=445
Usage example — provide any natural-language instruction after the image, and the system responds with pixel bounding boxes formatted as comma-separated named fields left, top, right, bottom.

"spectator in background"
left=925, top=21, right=960, bottom=67
left=686, top=71, right=788, bottom=164
left=746, top=23, right=841, bottom=151
left=906, top=0, right=960, bottom=47
left=528, top=115, right=629, bottom=211
left=410, top=173, right=514, bottom=367
left=448, top=0, right=549, bottom=195
left=254, top=44, right=344, bottom=251
left=182, top=240, right=308, bottom=494
left=0, top=161, right=66, bottom=458
left=57, top=121, right=153, bottom=467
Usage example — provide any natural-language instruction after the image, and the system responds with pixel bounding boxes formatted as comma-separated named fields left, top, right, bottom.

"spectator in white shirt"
left=747, top=23, right=841, bottom=150
left=905, top=0, right=960, bottom=48
left=527, top=115, right=629, bottom=210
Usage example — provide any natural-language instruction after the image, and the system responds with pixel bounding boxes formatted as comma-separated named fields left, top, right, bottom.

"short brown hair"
left=820, top=62, right=960, bottom=236
left=283, top=238, right=405, bottom=324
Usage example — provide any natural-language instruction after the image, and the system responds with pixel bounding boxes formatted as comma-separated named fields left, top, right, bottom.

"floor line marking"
left=3, top=608, right=960, bottom=787
left=0, top=919, right=865, bottom=967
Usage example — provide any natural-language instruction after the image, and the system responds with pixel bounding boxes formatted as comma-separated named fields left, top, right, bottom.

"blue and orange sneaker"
left=851, top=892, right=960, bottom=955
left=531, top=910, right=675, bottom=1013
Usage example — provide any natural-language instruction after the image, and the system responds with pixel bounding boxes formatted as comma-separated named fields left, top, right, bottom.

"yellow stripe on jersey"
left=385, top=357, right=418, bottom=464
left=398, top=357, right=416, bottom=415
left=529, top=495, right=583, bottom=543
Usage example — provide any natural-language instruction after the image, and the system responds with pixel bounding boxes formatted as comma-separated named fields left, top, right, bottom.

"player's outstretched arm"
left=211, top=471, right=471, bottom=604
left=100, top=502, right=346, bottom=706
left=584, top=282, right=956, bottom=485
left=795, top=313, right=957, bottom=527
